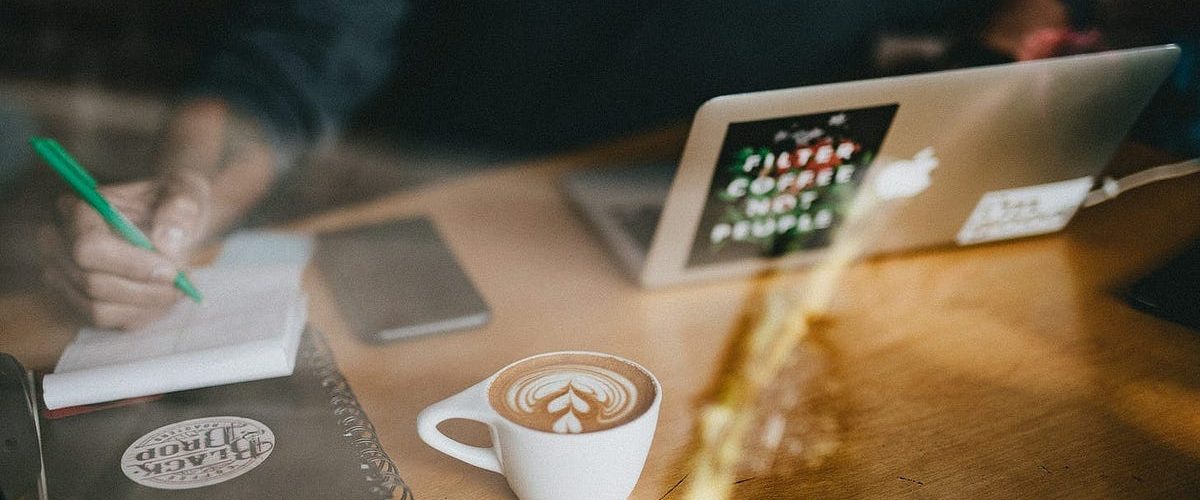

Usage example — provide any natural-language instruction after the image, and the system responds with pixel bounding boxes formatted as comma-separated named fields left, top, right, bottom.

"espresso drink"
left=488, top=353, right=657, bottom=434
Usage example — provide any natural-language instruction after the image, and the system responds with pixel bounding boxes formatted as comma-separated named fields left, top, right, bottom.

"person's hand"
left=38, top=171, right=211, bottom=329
left=1013, top=28, right=1103, bottom=61
left=984, top=0, right=1071, bottom=57
left=983, top=0, right=1105, bottom=61
left=37, top=98, right=279, bottom=328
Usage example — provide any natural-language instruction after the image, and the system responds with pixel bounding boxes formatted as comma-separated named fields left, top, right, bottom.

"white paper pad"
left=212, top=230, right=315, bottom=271
left=42, top=231, right=314, bottom=410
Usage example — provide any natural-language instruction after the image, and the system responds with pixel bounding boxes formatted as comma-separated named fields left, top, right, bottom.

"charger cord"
left=1083, top=157, right=1200, bottom=207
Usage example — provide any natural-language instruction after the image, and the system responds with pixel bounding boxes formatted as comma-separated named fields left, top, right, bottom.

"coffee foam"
left=489, top=353, right=656, bottom=434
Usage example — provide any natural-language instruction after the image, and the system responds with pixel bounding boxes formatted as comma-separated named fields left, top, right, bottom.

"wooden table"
left=3, top=141, right=1199, bottom=498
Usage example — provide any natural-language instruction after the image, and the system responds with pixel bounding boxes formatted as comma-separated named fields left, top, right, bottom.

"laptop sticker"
left=687, top=104, right=899, bottom=268
left=955, top=176, right=1094, bottom=246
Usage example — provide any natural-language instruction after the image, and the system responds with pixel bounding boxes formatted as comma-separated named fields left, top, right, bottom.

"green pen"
left=29, top=137, right=203, bottom=303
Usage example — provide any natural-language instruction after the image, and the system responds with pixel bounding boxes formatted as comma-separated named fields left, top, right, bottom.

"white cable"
left=1083, top=157, right=1200, bottom=207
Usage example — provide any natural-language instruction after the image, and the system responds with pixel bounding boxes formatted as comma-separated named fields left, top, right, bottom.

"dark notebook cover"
left=38, top=328, right=412, bottom=499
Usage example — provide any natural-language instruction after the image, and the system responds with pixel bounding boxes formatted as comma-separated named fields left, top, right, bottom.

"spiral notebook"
left=37, top=328, right=411, bottom=500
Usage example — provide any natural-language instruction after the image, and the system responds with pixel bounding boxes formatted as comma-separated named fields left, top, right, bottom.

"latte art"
left=505, top=364, right=638, bottom=434
left=489, top=352, right=657, bottom=434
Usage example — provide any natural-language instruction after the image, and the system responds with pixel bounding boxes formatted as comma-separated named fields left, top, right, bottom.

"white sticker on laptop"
left=956, top=176, right=1094, bottom=246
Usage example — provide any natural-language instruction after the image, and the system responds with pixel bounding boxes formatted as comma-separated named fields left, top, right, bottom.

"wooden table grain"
left=3, top=141, right=1198, bottom=499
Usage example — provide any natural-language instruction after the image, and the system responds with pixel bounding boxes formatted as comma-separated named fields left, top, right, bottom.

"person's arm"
left=37, top=100, right=276, bottom=329
left=154, top=99, right=277, bottom=253
left=164, top=0, right=412, bottom=242
left=190, top=0, right=410, bottom=167
left=980, top=0, right=1073, bottom=58
left=39, top=0, right=409, bottom=329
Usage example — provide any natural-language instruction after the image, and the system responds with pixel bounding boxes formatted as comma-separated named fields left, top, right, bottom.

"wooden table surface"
left=3, top=142, right=1199, bottom=499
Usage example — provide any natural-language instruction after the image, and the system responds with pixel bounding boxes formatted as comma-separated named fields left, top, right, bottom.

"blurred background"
left=0, top=0, right=1196, bottom=291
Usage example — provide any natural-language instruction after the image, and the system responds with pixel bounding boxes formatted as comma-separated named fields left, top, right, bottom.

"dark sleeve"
left=188, top=0, right=409, bottom=171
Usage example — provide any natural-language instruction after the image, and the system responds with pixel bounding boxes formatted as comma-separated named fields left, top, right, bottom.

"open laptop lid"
left=641, top=45, right=1180, bottom=288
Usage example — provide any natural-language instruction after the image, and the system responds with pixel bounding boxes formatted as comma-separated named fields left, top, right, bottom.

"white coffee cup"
left=417, top=351, right=662, bottom=500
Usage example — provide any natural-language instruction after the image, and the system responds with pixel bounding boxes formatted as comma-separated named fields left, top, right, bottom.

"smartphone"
left=1126, top=237, right=1200, bottom=331
left=315, top=217, right=490, bottom=342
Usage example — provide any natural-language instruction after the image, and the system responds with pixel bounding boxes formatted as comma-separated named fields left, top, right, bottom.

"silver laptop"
left=563, top=45, right=1180, bottom=288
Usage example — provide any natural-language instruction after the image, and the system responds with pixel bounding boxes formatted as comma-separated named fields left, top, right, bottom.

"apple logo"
left=873, top=147, right=939, bottom=200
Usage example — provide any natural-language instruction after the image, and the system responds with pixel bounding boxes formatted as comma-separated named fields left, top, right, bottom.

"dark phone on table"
left=1126, top=237, right=1200, bottom=331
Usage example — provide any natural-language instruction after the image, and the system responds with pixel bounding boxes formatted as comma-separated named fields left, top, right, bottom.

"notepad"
left=42, top=231, right=314, bottom=410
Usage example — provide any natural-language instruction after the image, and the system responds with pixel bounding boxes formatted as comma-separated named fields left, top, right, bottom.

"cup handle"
left=417, top=383, right=503, bottom=473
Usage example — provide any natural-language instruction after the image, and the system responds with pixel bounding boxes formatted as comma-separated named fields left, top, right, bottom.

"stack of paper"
left=42, top=231, right=314, bottom=410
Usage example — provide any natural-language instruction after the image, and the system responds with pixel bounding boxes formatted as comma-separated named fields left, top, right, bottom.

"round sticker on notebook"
left=121, top=416, right=275, bottom=490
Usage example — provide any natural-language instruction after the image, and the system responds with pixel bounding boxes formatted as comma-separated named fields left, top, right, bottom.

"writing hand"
left=38, top=174, right=211, bottom=329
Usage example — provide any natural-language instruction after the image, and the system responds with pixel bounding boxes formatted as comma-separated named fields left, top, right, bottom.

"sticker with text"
left=687, top=104, right=899, bottom=267
left=121, top=416, right=275, bottom=490
left=956, top=176, right=1094, bottom=246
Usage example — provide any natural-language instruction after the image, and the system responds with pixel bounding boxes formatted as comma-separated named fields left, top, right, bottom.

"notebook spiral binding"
left=306, top=331, right=413, bottom=500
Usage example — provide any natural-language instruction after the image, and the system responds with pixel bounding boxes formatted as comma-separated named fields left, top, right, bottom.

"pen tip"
left=174, top=273, right=204, bottom=303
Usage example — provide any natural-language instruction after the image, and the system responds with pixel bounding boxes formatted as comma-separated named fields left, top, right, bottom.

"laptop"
left=563, top=45, right=1180, bottom=288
